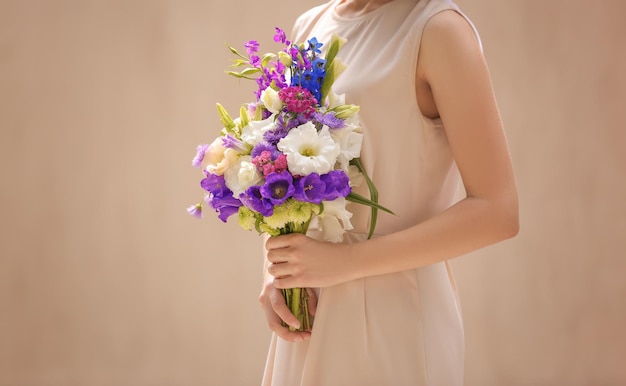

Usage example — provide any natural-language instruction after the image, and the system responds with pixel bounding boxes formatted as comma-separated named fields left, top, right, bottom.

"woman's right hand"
left=258, top=279, right=317, bottom=342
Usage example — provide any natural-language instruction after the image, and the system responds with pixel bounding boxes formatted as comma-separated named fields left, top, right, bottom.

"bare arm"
left=266, top=11, right=518, bottom=288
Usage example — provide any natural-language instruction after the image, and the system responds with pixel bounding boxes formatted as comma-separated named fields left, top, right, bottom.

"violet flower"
left=192, top=144, right=209, bottom=168
left=240, top=185, right=274, bottom=217
left=294, top=173, right=326, bottom=204
left=261, top=172, right=295, bottom=205
left=321, top=170, right=351, bottom=200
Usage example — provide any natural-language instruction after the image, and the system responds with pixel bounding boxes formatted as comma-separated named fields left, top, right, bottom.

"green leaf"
left=346, top=192, right=394, bottom=214
left=349, top=158, right=395, bottom=239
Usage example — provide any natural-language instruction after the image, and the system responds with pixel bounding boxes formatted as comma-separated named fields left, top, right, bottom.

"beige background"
left=1, top=0, right=624, bottom=385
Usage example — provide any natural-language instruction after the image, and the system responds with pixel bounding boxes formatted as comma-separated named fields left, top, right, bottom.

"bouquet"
left=188, top=27, right=392, bottom=331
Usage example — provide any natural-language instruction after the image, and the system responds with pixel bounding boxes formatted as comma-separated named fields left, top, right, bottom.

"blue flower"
left=261, top=172, right=295, bottom=205
left=307, top=37, right=323, bottom=54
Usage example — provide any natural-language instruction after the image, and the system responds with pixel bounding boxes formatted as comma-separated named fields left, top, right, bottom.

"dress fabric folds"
left=262, top=1, right=478, bottom=385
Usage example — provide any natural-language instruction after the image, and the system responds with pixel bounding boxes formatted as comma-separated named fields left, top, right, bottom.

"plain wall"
left=0, top=0, right=624, bottom=385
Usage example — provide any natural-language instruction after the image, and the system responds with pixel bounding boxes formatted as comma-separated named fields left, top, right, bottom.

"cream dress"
left=262, top=1, right=480, bottom=384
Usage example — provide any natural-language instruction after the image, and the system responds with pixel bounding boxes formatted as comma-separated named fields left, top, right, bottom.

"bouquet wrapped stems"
left=282, top=286, right=311, bottom=332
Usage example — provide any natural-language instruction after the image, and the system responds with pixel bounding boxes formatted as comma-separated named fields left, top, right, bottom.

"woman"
left=260, top=0, right=519, bottom=384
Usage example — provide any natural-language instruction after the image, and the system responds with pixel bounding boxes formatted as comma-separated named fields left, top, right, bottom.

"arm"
left=266, top=11, right=518, bottom=288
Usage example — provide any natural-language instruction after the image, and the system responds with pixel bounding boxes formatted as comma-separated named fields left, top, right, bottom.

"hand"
left=258, top=279, right=317, bottom=342
left=265, top=233, right=355, bottom=289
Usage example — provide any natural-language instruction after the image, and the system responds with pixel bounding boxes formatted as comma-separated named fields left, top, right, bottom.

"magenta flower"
left=279, top=86, right=317, bottom=115
left=273, top=27, right=287, bottom=44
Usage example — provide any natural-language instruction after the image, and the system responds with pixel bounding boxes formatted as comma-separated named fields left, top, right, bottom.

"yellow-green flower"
left=237, top=206, right=257, bottom=231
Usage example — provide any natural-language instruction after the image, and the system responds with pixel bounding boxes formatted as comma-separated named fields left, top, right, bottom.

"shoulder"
left=419, top=9, right=484, bottom=80
left=291, top=2, right=334, bottom=41
left=422, top=9, right=482, bottom=56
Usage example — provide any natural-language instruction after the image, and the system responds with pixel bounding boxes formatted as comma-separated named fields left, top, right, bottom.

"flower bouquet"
left=188, top=28, right=392, bottom=331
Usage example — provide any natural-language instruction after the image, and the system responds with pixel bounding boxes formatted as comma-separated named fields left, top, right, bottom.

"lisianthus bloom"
left=277, top=122, right=340, bottom=176
left=261, top=172, right=295, bottom=206
left=224, top=155, right=263, bottom=197
left=204, top=137, right=238, bottom=175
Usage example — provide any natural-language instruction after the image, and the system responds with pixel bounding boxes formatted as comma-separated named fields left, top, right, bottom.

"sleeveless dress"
left=262, top=1, right=480, bottom=385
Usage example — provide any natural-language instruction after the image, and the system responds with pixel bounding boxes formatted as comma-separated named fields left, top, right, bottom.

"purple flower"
left=294, top=173, right=327, bottom=204
left=200, top=173, right=230, bottom=197
left=244, top=40, right=259, bottom=55
left=273, top=27, right=287, bottom=44
left=312, top=111, right=345, bottom=129
left=251, top=142, right=280, bottom=159
left=240, top=185, right=274, bottom=217
left=209, top=194, right=242, bottom=222
left=321, top=170, right=351, bottom=200
left=261, top=172, right=295, bottom=205
left=186, top=203, right=203, bottom=219
left=222, top=135, right=248, bottom=152
left=192, top=144, right=209, bottom=167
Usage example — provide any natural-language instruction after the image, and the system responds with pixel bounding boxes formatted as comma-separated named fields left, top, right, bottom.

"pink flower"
left=278, top=86, right=317, bottom=116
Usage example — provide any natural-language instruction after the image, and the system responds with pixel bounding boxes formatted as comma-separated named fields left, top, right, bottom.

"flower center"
left=273, top=185, right=287, bottom=198
left=300, top=147, right=316, bottom=157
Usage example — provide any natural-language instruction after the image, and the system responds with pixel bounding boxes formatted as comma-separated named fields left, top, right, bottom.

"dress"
left=262, top=1, right=480, bottom=385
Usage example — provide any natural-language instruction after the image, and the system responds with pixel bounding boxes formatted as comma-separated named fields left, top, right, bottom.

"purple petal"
left=192, top=144, right=209, bottom=167
left=294, top=173, right=327, bottom=204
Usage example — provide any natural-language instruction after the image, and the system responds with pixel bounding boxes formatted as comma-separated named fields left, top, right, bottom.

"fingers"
left=259, top=285, right=311, bottom=343
left=265, top=233, right=305, bottom=251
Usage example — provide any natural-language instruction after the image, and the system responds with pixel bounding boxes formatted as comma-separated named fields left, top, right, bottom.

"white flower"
left=241, top=116, right=276, bottom=147
left=346, top=164, right=364, bottom=187
left=224, top=155, right=262, bottom=197
left=310, top=198, right=353, bottom=242
left=331, top=122, right=363, bottom=171
left=259, top=87, right=283, bottom=114
left=204, top=137, right=238, bottom=176
left=277, top=122, right=340, bottom=175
